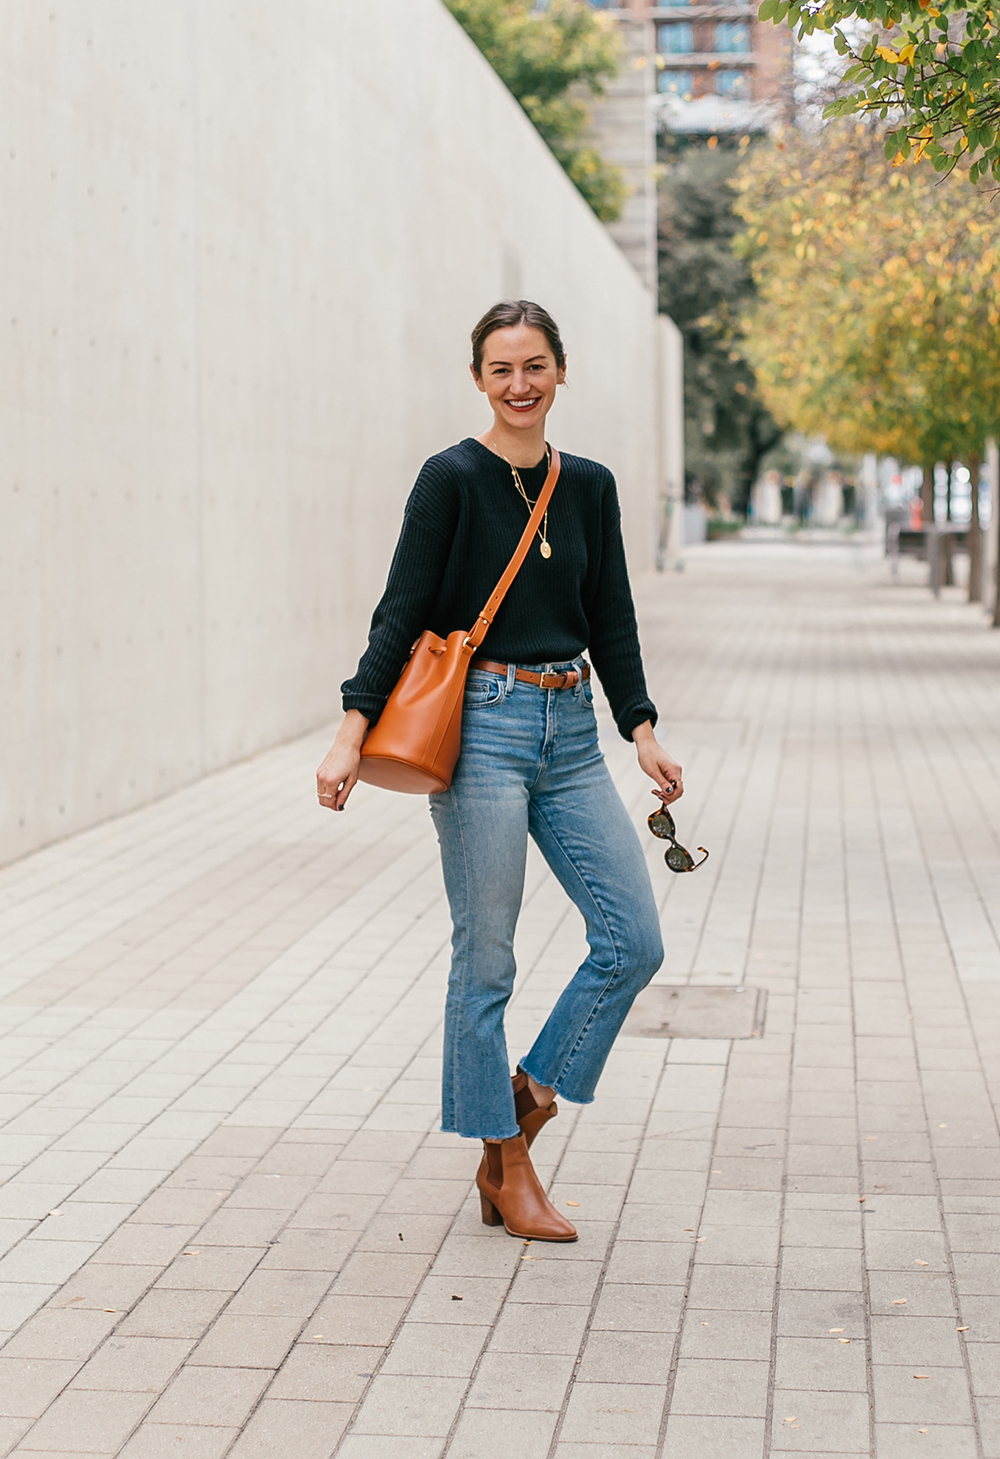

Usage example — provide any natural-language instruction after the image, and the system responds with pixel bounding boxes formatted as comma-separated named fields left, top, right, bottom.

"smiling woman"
left=315, top=300, right=682, bottom=1246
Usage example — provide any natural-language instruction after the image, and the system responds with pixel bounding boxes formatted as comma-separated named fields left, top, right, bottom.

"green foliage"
left=733, top=121, right=1000, bottom=466
left=763, top=0, right=1000, bottom=181
left=657, top=140, right=782, bottom=513
left=443, top=0, right=627, bottom=220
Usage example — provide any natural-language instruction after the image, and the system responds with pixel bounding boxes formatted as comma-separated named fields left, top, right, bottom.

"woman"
left=317, top=301, right=682, bottom=1243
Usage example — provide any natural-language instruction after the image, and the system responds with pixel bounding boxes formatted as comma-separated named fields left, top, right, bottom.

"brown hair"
left=471, top=299, right=566, bottom=376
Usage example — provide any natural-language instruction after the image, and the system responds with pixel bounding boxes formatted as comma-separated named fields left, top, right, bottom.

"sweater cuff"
left=616, top=701, right=658, bottom=743
left=342, top=691, right=387, bottom=727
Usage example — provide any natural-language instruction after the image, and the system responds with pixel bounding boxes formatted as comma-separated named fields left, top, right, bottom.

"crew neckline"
left=467, top=437, right=549, bottom=473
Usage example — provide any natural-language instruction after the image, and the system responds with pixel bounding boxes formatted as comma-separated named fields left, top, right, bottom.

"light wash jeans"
left=429, top=659, right=664, bottom=1140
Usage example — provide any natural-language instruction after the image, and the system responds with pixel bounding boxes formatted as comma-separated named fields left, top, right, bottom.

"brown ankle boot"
left=512, top=1067, right=557, bottom=1149
left=476, top=1134, right=577, bottom=1242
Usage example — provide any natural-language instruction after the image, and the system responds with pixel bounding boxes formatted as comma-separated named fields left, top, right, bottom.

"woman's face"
left=472, top=324, right=566, bottom=433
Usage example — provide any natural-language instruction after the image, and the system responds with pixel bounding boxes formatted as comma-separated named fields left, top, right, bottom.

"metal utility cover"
left=623, top=985, right=766, bottom=1040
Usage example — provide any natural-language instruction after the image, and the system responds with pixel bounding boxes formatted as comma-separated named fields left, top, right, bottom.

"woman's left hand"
left=632, top=721, right=683, bottom=804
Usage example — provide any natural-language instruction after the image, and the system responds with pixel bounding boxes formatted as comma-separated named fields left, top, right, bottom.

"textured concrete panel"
left=0, top=0, right=660, bottom=864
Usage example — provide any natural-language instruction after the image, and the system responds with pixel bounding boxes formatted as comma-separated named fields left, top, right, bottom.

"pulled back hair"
left=471, top=299, right=566, bottom=376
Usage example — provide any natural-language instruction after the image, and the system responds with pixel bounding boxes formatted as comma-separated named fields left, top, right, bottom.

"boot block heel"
left=479, top=1192, right=504, bottom=1226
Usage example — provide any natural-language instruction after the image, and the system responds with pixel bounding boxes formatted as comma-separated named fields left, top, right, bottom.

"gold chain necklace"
left=488, top=435, right=553, bottom=559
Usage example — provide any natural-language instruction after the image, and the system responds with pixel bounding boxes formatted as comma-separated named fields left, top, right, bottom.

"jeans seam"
left=445, top=789, right=472, bottom=1131
left=529, top=799, right=625, bottom=1089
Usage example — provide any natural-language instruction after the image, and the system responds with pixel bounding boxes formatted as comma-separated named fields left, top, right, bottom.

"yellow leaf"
left=876, top=45, right=901, bottom=63
left=898, top=43, right=916, bottom=64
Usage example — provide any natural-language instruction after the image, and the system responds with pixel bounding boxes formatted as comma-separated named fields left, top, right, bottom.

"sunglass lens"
left=648, top=807, right=676, bottom=840
left=666, top=844, right=695, bottom=873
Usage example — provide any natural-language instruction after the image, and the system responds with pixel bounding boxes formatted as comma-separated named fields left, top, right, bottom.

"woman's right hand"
left=316, top=709, right=369, bottom=811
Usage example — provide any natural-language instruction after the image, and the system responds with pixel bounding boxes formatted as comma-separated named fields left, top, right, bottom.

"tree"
left=763, top=0, right=1000, bottom=182
left=658, top=140, right=782, bottom=514
left=734, top=120, right=1000, bottom=597
left=443, top=0, right=627, bottom=221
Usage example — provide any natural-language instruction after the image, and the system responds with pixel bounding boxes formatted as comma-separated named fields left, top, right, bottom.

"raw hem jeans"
left=430, top=660, right=664, bottom=1141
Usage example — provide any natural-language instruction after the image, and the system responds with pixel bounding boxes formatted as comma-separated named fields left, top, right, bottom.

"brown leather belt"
left=471, top=658, right=590, bottom=690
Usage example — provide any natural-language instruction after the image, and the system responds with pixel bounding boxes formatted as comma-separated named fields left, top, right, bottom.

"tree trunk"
left=944, top=462, right=955, bottom=585
left=922, top=464, right=934, bottom=524
left=968, top=450, right=982, bottom=602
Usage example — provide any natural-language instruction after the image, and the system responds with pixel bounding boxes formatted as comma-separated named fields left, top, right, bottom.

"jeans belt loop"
left=505, top=661, right=516, bottom=695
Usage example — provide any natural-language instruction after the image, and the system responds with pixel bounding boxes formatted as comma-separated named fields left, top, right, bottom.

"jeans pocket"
left=464, top=673, right=505, bottom=708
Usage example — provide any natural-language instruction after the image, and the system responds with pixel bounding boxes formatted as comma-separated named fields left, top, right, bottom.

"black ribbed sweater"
left=341, top=438, right=657, bottom=741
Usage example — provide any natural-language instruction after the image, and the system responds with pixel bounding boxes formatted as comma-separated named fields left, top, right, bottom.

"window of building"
left=715, top=21, right=750, bottom=53
left=657, top=22, right=694, bottom=54
left=716, top=69, right=750, bottom=97
left=658, top=69, right=695, bottom=99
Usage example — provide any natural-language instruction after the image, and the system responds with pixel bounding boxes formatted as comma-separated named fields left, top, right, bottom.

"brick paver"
left=2, top=539, right=1000, bottom=1458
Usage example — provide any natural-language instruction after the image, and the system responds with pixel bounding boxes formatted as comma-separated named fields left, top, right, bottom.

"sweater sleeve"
left=340, top=462, right=459, bottom=724
left=586, top=475, right=658, bottom=741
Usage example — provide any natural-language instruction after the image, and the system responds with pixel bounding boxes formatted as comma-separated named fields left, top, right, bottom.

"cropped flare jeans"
left=429, top=660, right=664, bottom=1141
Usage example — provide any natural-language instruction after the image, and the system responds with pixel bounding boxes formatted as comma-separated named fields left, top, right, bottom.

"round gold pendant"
left=540, top=540, right=552, bottom=559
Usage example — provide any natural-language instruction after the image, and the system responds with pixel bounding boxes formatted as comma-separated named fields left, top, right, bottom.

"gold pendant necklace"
left=488, top=435, right=553, bottom=559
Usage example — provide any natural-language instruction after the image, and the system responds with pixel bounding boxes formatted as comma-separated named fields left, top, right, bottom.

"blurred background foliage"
left=734, top=121, right=1000, bottom=469
left=443, top=0, right=627, bottom=221
left=657, top=138, right=782, bottom=514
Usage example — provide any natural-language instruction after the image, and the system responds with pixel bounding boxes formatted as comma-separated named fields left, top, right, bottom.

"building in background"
left=580, top=0, right=791, bottom=286
left=583, top=8, right=658, bottom=289
left=588, top=0, right=792, bottom=139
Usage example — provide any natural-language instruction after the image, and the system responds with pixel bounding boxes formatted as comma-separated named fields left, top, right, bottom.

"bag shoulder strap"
left=465, top=448, right=561, bottom=651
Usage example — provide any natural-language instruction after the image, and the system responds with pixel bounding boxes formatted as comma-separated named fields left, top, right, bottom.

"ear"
left=470, top=363, right=487, bottom=394
left=557, top=355, right=568, bottom=386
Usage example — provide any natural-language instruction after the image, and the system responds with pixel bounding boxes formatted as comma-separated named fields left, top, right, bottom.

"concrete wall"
left=0, top=0, right=662, bottom=866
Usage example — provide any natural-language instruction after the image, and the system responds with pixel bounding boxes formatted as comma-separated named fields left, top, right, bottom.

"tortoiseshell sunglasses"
left=647, top=802, right=709, bottom=873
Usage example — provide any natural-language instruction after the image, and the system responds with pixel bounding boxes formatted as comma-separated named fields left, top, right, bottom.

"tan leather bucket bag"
left=358, top=450, right=561, bottom=795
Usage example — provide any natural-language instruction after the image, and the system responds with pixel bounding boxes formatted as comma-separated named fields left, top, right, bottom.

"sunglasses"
left=647, top=803, right=709, bottom=873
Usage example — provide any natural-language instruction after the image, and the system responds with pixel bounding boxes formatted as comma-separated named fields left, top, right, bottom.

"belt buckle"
left=538, top=671, right=551, bottom=689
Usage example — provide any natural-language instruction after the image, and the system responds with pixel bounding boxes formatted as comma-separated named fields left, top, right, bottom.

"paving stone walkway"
left=2, top=539, right=1000, bottom=1459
